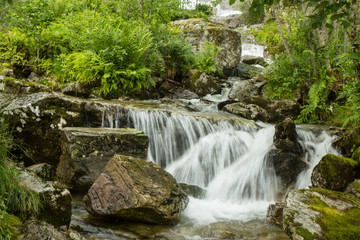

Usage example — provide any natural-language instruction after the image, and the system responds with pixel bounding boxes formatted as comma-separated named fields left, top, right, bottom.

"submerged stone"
left=84, top=155, right=188, bottom=225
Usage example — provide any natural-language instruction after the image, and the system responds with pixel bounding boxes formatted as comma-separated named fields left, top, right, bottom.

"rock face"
left=19, top=170, right=72, bottom=227
left=172, top=18, right=241, bottom=74
left=57, top=127, right=148, bottom=192
left=311, top=154, right=359, bottom=191
left=84, top=155, right=188, bottom=225
left=188, top=70, right=222, bottom=96
left=241, top=55, right=267, bottom=67
left=0, top=92, right=119, bottom=166
left=228, top=79, right=259, bottom=101
left=283, top=188, right=360, bottom=240
left=267, top=118, right=307, bottom=189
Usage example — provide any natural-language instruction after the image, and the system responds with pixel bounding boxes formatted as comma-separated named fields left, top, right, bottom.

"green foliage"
left=194, top=41, right=222, bottom=75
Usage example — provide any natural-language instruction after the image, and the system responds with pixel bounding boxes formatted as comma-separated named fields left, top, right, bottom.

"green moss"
left=295, top=227, right=317, bottom=240
left=316, top=154, right=358, bottom=189
left=351, top=147, right=360, bottom=163
left=305, top=188, right=360, bottom=239
left=0, top=212, right=21, bottom=239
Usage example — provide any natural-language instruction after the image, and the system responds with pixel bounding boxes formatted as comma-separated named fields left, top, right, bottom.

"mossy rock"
left=0, top=213, right=21, bottom=239
left=351, top=146, right=360, bottom=164
left=333, top=127, right=360, bottom=158
left=311, top=154, right=359, bottom=191
left=284, top=188, right=360, bottom=240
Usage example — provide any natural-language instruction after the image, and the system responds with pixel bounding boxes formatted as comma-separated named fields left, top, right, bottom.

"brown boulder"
left=84, top=155, right=188, bottom=225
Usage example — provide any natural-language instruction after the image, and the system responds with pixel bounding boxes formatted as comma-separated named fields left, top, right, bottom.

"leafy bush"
left=194, top=41, right=222, bottom=75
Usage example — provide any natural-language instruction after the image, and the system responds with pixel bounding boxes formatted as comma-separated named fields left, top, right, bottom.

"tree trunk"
left=273, top=4, right=296, bottom=66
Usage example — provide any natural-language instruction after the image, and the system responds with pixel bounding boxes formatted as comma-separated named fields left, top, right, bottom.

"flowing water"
left=95, top=103, right=339, bottom=239
left=72, top=2, right=338, bottom=238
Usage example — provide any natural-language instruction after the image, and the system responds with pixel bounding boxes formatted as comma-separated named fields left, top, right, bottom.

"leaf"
left=325, top=23, right=334, bottom=29
left=229, top=0, right=236, bottom=5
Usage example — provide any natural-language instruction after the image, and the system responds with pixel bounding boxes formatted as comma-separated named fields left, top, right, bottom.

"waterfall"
left=103, top=107, right=338, bottom=223
left=296, top=127, right=339, bottom=189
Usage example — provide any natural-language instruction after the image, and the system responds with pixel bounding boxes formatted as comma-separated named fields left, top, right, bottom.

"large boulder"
left=19, top=170, right=72, bottom=227
left=228, top=79, right=259, bottom=101
left=84, top=155, right=188, bottom=225
left=283, top=188, right=360, bottom=240
left=311, top=154, right=359, bottom=191
left=267, top=118, right=307, bottom=189
left=172, top=18, right=242, bottom=74
left=223, top=102, right=270, bottom=122
left=266, top=202, right=285, bottom=226
left=0, top=92, right=118, bottom=166
left=187, top=70, right=222, bottom=96
left=243, top=97, right=300, bottom=123
left=57, top=127, right=148, bottom=192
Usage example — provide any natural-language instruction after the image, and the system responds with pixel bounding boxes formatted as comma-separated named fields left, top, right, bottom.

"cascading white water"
left=103, top=107, right=338, bottom=224
left=296, top=127, right=339, bottom=189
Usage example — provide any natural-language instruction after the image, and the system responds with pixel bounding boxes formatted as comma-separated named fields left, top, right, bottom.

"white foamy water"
left=241, top=43, right=265, bottom=58
left=103, top=107, right=338, bottom=224
left=296, top=127, right=339, bottom=189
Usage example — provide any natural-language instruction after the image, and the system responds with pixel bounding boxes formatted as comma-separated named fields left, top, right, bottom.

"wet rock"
left=223, top=102, right=270, bottom=122
left=171, top=89, right=200, bottom=100
left=267, top=118, right=307, bottom=189
left=311, top=154, right=359, bottom=191
left=26, top=163, right=56, bottom=181
left=241, top=55, right=267, bottom=67
left=2, top=68, right=15, bottom=77
left=283, top=188, right=360, bottom=240
left=172, top=19, right=242, bottom=74
left=84, top=155, right=188, bottom=225
left=19, top=170, right=72, bottom=227
left=18, top=219, right=70, bottom=240
left=243, top=97, right=300, bottom=123
left=57, top=127, right=148, bottom=192
left=332, top=127, right=360, bottom=158
left=217, top=99, right=237, bottom=111
left=179, top=183, right=205, bottom=198
left=232, top=63, right=262, bottom=79
left=61, top=82, right=91, bottom=98
left=228, top=79, right=259, bottom=101
left=267, top=202, right=285, bottom=226
left=188, top=70, right=221, bottom=96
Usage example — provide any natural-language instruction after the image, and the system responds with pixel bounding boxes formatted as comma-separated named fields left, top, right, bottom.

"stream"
left=70, top=3, right=338, bottom=239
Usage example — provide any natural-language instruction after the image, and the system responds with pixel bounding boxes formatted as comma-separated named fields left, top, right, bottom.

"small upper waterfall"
left=102, top=106, right=338, bottom=224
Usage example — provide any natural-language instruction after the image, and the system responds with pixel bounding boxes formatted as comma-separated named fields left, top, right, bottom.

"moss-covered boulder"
left=333, top=127, right=360, bottom=158
left=84, top=155, right=188, bottom=225
left=188, top=70, right=222, bottom=96
left=26, top=163, right=56, bottom=181
left=311, top=154, right=359, bottom=191
left=283, top=188, right=360, bottom=240
left=345, top=179, right=360, bottom=199
left=172, top=18, right=241, bottom=75
left=57, top=127, right=148, bottom=192
left=351, top=146, right=360, bottom=163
